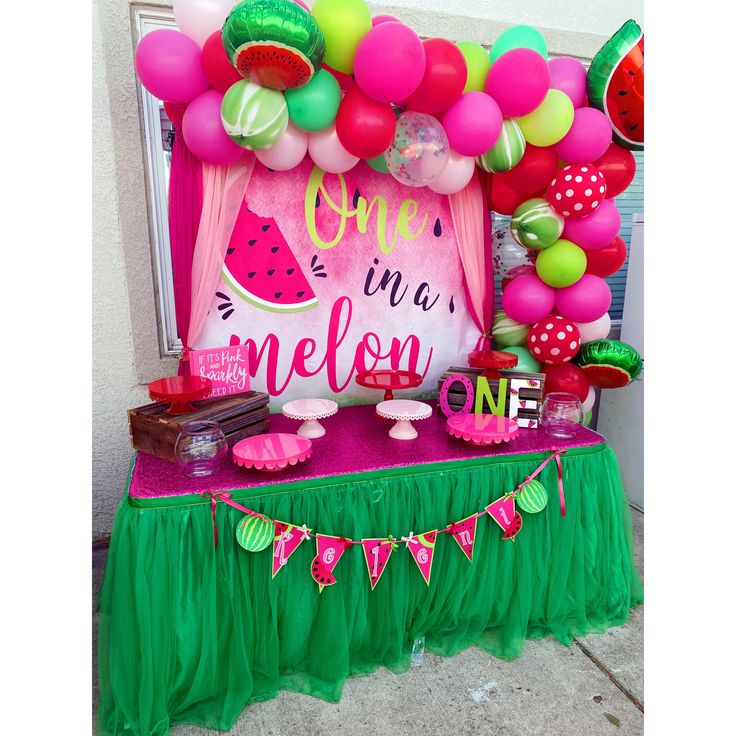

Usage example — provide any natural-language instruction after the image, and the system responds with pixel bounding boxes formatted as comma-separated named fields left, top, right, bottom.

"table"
left=98, top=404, right=642, bottom=736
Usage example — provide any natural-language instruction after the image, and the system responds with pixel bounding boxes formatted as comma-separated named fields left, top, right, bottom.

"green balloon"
left=490, top=25, right=548, bottom=63
left=285, top=68, right=341, bottom=132
left=583, top=410, right=592, bottom=426
left=501, top=346, right=542, bottom=373
left=457, top=41, right=491, bottom=92
left=366, top=153, right=389, bottom=173
left=535, top=239, right=587, bottom=288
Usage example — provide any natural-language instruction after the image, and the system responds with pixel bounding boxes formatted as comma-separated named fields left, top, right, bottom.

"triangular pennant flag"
left=485, top=495, right=517, bottom=533
left=272, top=521, right=311, bottom=578
left=449, top=515, right=478, bottom=561
left=362, top=539, right=393, bottom=590
left=406, top=531, right=437, bottom=586
left=311, top=535, right=348, bottom=591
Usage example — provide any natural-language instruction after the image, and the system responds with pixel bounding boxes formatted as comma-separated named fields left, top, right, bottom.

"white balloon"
left=255, top=123, right=308, bottom=171
left=307, top=124, right=359, bottom=174
left=174, top=0, right=235, bottom=47
left=492, top=226, right=536, bottom=278
left=428, top=151, right=475, bottom=195
left=582, top=386, right=596, bottom=413
left=575, top=313, right=612, bottom=344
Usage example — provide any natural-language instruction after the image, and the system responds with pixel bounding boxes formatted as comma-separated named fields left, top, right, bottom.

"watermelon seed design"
left=353, top=188, right=361, bottom=208
left=310, top=255, right=327, bottom=278
left=216, top=292, right=235, bottom=321
left=449, top=295, right=455, bottom=314
left=433, top=218, right=442, bottom=237
left=502, top=512, right=523, bottom=541
left=315, top=193, right=320, bottom=208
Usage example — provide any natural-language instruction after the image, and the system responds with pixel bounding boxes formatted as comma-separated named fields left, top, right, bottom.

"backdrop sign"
left=189, top=345, right=250, bottom=397
left=196, top=159, right=479, bottom=407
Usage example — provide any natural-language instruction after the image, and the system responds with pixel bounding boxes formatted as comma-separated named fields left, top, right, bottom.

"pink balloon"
left=182, top=90, right=244, bottom=165
left=442, top=92, right=502, bottom=157
left=502, top=274, right=556, bottom=325
left=575, top=313, right=612, bottom=344
left=555, top=108, right=613, bottom=164
left=373, top=14, right=401, bottom=25
left=428, top=151, right=475, bottom=194
left=485, top=48, right=550, bottom=118
left=134, top=29, right=209, bottom=104
left=354, top=23, right=426, bottom=103
left=548, top=57, right=588, bottom=108
left=563, top=200, right=621, bottom=251
left=555, top=274, right=612, bottom=323
left=255, top=123, right=308, bottom=171
left=308, top=123, right=360, bottom=173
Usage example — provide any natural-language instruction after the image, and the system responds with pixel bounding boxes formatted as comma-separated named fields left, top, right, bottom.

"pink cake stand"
left=376, top=399, right=433, bottom=440
left=446, top=414, right=519, bottom=446
left=281, top=398, right=338, bottom=438
left=232, top=433, right=312, bottom=472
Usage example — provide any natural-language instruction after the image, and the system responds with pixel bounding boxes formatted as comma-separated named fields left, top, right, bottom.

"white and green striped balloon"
left=221, top=80, right=289, bottom=151
left=516, top=480, right=548, bottom=513
left=235, top=514, right=275, bottom=552
left=511, top=198, right=565, bottom=250
left=477, top=119, right=526, bottom=173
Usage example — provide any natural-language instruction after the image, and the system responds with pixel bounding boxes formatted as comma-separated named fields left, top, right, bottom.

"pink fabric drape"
left=448, top=173, right=494, bottom=351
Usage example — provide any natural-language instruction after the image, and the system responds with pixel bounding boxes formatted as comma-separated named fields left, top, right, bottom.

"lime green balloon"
left=535, top=239, right=587, bottom=288
left=366, top=153, right=389, bottom=173
left=312, top=0, right=372, bottom=74
left=516, top=89, right=574, bottom=147
left=285, top=69, right=341, bottom=132
left=457, top=41, right=491, bottom=92
left=502, top=345, right=542, bottom=373
left=583, top=409, right=592, bottom=426
left=490, top=25, right=548, bottom=63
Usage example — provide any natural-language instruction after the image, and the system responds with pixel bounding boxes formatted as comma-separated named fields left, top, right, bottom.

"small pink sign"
left=189, top=345, right=250, bottom=397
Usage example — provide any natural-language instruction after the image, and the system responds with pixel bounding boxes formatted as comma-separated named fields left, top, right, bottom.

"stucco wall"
left=92, top=0, right=643, bottom=541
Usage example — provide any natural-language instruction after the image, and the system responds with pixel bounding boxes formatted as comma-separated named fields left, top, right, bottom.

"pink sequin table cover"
left=129, top=404, right=604, bottom=500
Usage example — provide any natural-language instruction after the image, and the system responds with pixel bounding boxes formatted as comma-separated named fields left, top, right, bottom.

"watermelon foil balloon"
left=222, top=0, right=326, bottom=90
left=587, top=19, right=643, bottom=150
left=575, top=338, right=643, bottom=388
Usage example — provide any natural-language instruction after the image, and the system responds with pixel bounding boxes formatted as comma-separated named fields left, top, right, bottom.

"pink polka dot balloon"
left=527, top=315, right=581, bottom=365
left=546, top=164, right=607, bottom=219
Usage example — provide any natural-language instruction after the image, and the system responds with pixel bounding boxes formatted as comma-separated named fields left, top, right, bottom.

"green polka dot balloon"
left=511, top=198, right=565, bottom=250
left=516, top=480, right=548, bottom=513
left=221, top=80, right=288, bottom=151
left=235, top=514, right=275, bottom=552
left=492, top=308, right=530, bottom=347
left=477, top=119, right=526, bottom=173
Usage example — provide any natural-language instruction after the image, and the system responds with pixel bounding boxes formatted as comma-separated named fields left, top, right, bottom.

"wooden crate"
left=128, top=391, right=270, bottom=462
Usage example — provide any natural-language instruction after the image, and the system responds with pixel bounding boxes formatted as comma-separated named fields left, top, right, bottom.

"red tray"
left=467, top=350, right=519, bottom=378
left=148, top=376, right=213, bottom=415
left=354, top=369, right=423, bottom=401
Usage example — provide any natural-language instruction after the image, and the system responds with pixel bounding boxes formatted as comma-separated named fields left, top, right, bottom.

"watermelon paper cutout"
left=587, top=19, right=644, bottom=151
left=449, top=515, right=479, bottom=562
left=311, top=558, right=336, bottom=589
left=311, top=534, right=348, bottom=592
left=223, top=203, right=319, bottom=314
left=485, top=495, right=517, bottom=534
left=407, top=531, right=437, bottom=586
left=272, top=521, right=311, bottom=578
left=502, top=512, right=523, bottom=542
left=362, top=539, right=393, bottom=590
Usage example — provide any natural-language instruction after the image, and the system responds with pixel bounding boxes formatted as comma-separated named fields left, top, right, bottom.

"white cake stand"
left=376, top=399, right=433, bottom=440
left=281, top=398, right=338, bottom=438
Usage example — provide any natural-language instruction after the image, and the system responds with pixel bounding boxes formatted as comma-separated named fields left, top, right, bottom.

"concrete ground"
left=93, top=507, right=643, bottom=736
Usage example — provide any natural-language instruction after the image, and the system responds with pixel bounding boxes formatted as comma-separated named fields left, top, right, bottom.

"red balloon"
left=489, top=173, right=545, bottom=216
left=163, top=101, right=187, bottom=128
left=202, top=30, right=242, bottom=94
left=593, top=143, right=636, bottom=198
left=336, top=85, right=396, bottom=159
left=585, top=235, right=627, bottom=277
left=406, top=38, right=467, bottom=115
left=542, top=362, right=590, bottom=402
left=503, top=144, right=559, bottom=195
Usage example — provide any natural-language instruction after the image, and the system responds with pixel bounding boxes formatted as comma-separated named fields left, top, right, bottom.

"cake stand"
left=281, top=398, right=338, bottom=438
left=376, top=399, right=433, bottom=440
left=232, top=433, right=312, bottom=472
left=355, top=369, right=423, bottom=401
left=467, top=350, right=519, bottom=379
left=446, top=413, right=519, bottom=446
left=148, top=375, right=213, bottom=415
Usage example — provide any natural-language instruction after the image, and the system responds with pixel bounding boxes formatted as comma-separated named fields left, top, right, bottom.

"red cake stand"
left=148, top=376, right=213, bottom=415
left=467, top=350, right=519, bottom=379
left=355, top=369, right=423, bottom=401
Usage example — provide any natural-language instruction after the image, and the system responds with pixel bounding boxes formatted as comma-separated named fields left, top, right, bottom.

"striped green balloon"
left=235, top=514, right=275, bottom=552
left=221, top=80, right=288, bottom=151
left=511, top=198, right=565, bottom=250
left=477, top=119, right=526, bottom=173
left=492, top=308, right=529, bottom=347
left=516, top=480, right=548, bottom=513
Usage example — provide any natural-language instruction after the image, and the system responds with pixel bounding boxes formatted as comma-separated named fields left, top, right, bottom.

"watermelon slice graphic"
left=502, top=512, right=523, bottom=542
left=223, top=204, right=319, bottom=313
left=587, top=19, right=644, bottom=151
left=311, top=557, right=337, bottom=588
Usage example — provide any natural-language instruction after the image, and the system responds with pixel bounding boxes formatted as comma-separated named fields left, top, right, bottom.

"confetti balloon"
left=385, top=111, right=450, bottom=187
left=492, top=227, right=536, bottom=278
left=576, top=339, right=643, bottom=388
left=511, top=198, right=564, bottom=250
left=221, top=79, right=288, bottom=150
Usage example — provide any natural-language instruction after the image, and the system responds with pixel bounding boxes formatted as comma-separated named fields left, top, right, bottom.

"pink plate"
left=446, top=414, right=519, bottom=446
left=232, top=433, right=312, bottom=471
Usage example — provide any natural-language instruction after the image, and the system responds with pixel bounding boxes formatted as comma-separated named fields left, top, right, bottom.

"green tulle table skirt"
left=98, top=443, right=642, bottom=736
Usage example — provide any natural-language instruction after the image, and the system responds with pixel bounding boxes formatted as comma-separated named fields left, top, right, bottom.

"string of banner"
left=203, top=448, right=567, bottom=591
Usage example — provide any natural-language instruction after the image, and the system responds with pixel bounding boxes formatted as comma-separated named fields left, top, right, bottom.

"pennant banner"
left=362, top=539, right=394, bottom=590
left=311, top=534, right=348, bottom=591
left=485, top=495, right=517, bottom=533
left=449, top=515, right=479, bottom=561
left=406, top=531, right=437, bottom=586
left=272, top=521, right=311, bottom=578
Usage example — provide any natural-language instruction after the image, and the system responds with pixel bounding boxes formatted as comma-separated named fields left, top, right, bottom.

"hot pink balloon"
left=182, top=90, right=244, bottom=165
left=548, top=57, right=588, bottom=108
left=555, top=107, right=613, bottom=164
left=428, top=151, right=475, bottom=194
left=354, top=23, right=426, bottom=103
left=373, top=14, right=401, bottom=25
left=485, top=47, right=550, bottom=118
left=308, top=123, right=359, bottom=173
left=502, top=274, right=556, bottom=325
left=134, top=29, right=209, bottom=104
left=555, top=274, right=612, bottom=323
left=255, top=123, right=308, bottom=171
left=563, top=199, right=622, bottom=251
left=442, top=92, right=503, bottom=157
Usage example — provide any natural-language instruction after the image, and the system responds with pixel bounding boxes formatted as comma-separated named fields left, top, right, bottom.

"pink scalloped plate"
left=446, top=414, right=519, bottom=446
left=232, top=433, right=313, bottom=472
